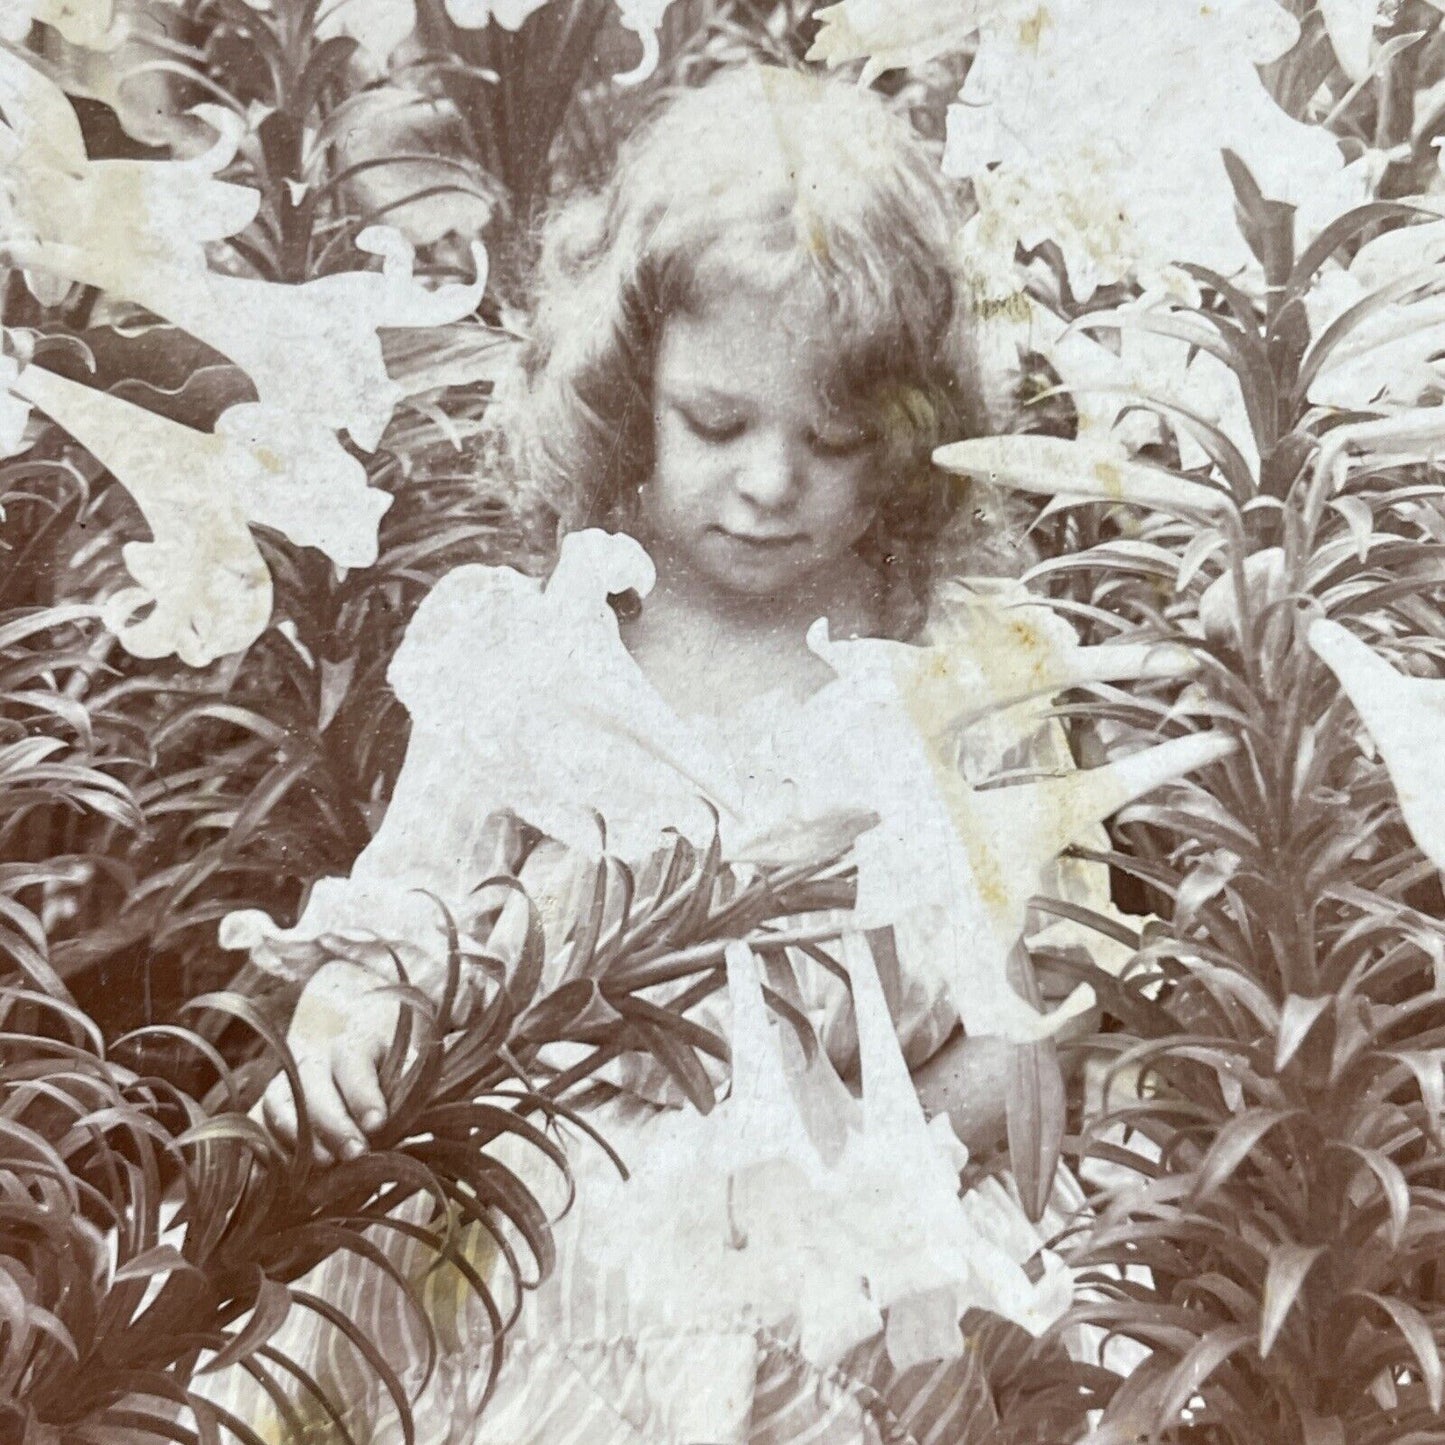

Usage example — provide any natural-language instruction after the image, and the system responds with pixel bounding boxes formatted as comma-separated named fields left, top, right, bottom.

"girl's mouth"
left=717, top=528, right=805, bottom=551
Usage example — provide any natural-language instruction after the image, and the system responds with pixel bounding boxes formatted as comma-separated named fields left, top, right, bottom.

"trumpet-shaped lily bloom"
left=1035, top=300, right=1259, bottom=476
left=934, top=434, right=1237, bottom=516
left=806, top=597, right=1231, bottom=1041
left=609, top=0, right=678, bottom=84
left=0, top=51, right=257, bottom=273
left=0, top=357, right=31, bottom=458
left=806, top=0, right=1005, bottom=85
left=322, top=0, right=670, bottom=83
left=842, top=676, right=1237, bottom=1037
left=588, top=938, right=1075, bottom=1371
left=1, top=0, right=120, bottom=47
left=12, top=365, right=391, bottom=666
left=316, top=0, right=422, bottom=63
left=932, top=732, right=1238, bottom=999
left=942, top=0, right=1366, bottom=297
left=1309, top=619, right=1445, bottom=873
left=1304, top=205, right=1445, bottom=412
left=1317, top=0, right=1388, bottom=81
left=808, top=597, right=1197, bottom=743
left=316, top=0, right=550, bottom=64
left=443, top=0, right=554, bottom=26
left=17, top=227, right=488, bottom=452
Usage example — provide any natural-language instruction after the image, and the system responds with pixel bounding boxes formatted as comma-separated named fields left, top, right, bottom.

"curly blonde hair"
left=487, top=64, right=999, bottom=621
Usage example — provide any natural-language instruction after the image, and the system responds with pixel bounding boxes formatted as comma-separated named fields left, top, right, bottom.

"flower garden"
left=5, top=1, right=1445, bottom=1440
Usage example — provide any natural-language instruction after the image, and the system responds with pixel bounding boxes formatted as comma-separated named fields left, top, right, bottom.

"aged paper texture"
left=4, top=3, right=1445, bottom=1441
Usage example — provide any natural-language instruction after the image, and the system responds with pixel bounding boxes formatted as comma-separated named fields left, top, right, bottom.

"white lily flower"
left=926, top=732, right=1238, bottom=1032
left=15, top=227, right=488, bottom=452
left=1310, top=619, right=1445, bottom=873
left=934, top=434, right=1238, bottom=516
left=1318, top=0, right=1388, bottom=81
left=943, top=0, right=1366, bottom=297
left=443, top=0, right=552, bottom=25
left=1038, top=301, right=1259, bottom=475
left=1304, top=209, right=1445, bottom=411
left=808, top=602, right=1197, bottom=741
left=316, top=0, right=419, bottom=63
left=805, top=0, right=1008, bottom=85
left=1, top=0, right=121, bottom=47
left=0, top=356, right=32, bottom=458
left=10, top=365, right=391, bottom=666
left=589, top=938, right=1075, bottom=1371
left=610, top=0, right=677, bottom=84
left=805, top=600, right=1229, bottom=1042
left=0, top=50, right=257, bottom=272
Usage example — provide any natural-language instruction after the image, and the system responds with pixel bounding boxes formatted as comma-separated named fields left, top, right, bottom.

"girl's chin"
left=700, top=548, right=824, bottom=598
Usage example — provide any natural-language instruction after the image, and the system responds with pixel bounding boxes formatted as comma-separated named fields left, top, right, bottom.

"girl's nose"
left=733, top=431, right=801, bottom=511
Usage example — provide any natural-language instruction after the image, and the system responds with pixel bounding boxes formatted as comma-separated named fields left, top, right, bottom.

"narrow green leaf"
left=1008, top=1037, right=1066, bottom=1224
left=1190, top=1109, right=1296, bottom=1203
left=1275, top=995, right=1331, bottom=1073
left=1259, top=1243, right=1323, bottom=1357
left=1343, top=1145, right=1411, bottom=1249
left=1151, top=1323, right=1255, bottom=1434
left=1387, top=1051, right=1445, bottom=1139
left=197, top=1277, right=293, bottom=1375
left=1357, top=1292, right=1443, bottom=1411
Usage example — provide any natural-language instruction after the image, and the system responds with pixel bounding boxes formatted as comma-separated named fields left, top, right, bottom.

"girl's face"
left=640, top=285, right=879, bottom=607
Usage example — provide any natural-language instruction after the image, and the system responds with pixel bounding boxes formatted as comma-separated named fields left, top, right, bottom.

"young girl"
left=209, top=64, right=1194, bottom=1444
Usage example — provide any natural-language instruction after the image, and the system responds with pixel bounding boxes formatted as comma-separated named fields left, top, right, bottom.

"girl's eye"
left=680, top=409, right=745, bottom=443
left=809, top=427, right=875, bottom=459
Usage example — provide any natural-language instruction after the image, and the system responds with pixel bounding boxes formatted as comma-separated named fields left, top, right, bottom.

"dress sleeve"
left=217, top=532, right=681, bottom=999
left=217, top=565, right=545, bottom=997
left=804, top=581, right=1113, bottom=1049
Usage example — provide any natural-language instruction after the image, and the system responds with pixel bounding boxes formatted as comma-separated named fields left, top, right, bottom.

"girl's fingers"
left=332, top=1048, right=389, bottom=1136
left=261, top=1072, right=299, bottom=1147
left=298, top=1058, right=366, bottom=1162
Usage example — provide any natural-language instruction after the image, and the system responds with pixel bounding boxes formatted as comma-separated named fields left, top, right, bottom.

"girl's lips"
left=716, top=528, right=805, bottom=549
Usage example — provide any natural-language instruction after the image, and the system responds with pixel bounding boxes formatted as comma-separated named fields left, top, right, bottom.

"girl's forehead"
left=663, top=284, right=848, bottom=388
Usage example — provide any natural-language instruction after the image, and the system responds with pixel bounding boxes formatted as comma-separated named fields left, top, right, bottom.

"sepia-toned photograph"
left=4, top=1, right=1445, bottom=1440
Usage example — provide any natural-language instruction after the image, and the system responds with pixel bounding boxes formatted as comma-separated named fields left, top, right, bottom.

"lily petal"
left=1317, top=0, right=1383, bottom=82
left=941, top=0, right=1363, bottom=296
left=1309, top=618, right=1445, bottom=872
left=317, top=0, right=418, bottom=63
left=809, top=610, right=1196, bottom=735
left=0, top=52, right=257, bottom=270
left=14, top=229, right=488, bottom=451
left=442, top=0, right=551, bottom=27
left=0, top=357, right=33, bottom=457
left=212, top=404, right=392, bottom=566
left=934, top=434, right=1237, bottom=516
left=924, top=732, right=1237, bottom=1035
left=806, top=0, right=985, bottom=86
left=589, top=938, right=1076, bottom=1370
left=611, top=0, right=677, bottom=85
left=2, top=0, right=121, bottom=47
left=12, top=365, right=390, bottom=664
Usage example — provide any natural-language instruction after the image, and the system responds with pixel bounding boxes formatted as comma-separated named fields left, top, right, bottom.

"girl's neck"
left=618, top=550, right=885, bottom=721
left=649, top=543, right=881, bottom=639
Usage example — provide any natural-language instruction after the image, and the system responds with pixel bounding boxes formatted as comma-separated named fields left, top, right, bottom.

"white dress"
left=209, top=529, right=1107, bottom=1444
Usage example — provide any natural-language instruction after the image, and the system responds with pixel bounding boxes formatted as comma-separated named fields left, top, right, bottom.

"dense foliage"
left=5, top=0, right=1445, bottom=1440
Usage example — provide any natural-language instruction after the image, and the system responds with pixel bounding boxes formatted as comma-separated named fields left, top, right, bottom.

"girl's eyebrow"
left=663, top=383, right=747, bottom=408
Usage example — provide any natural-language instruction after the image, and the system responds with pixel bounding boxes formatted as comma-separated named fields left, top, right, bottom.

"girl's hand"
left=260, top=838, right=586, bottom=1165
left=912, top=1030, right=1014, bottom=1156
left=261, top=960, right=399, bottom=1165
